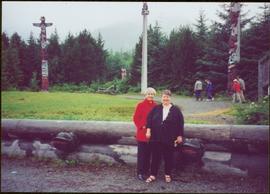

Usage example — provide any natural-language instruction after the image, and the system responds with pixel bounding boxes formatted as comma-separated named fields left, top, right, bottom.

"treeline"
left=1, top=28, right=133, bottom=90
left=2, top=3, right=270, bottom=99
left=129, top=3, right=270, bottom=99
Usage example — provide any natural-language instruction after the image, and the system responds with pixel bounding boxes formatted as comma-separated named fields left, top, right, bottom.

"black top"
left=146, top=104, right=184, bottom=146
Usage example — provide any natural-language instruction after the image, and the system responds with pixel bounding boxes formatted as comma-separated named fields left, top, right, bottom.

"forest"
left=2, top=3, right=269, bottom=100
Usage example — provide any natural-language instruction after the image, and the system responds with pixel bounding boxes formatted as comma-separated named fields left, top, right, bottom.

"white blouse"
left=162, top=104, right=172, bottom=121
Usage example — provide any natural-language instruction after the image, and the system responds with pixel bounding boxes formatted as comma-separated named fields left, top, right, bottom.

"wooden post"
left=141, top=2, right=149, bottom=94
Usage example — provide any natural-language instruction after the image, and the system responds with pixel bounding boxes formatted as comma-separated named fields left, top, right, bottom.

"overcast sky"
left=2, top=1, right=266, bottom=50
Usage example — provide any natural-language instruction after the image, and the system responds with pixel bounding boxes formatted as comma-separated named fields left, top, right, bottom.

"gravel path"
left=1, top=156, right=268, bottom=193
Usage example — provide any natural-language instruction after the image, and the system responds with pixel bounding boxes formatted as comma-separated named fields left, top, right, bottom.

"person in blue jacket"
left=145, top=90, right=184, bottom=183
left=205, top=79, right=214, bottom=101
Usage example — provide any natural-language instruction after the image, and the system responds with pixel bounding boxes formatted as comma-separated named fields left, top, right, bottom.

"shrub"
left=49, top=80, right=132, bottom=94
left=128, top=86, right=141, bottom=93
left=174, top=89, right=191, bottom=96
left=89, top=81, right=102, bottom=92
left=233, top=95, right=269, bottom=125
left=115, top=79, right=129, bottom=93
left=90, top=79, right=130, bottom=94
left=50, top=83, right=92, bottom=93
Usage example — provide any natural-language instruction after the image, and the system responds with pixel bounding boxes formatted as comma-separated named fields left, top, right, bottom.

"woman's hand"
left=146, top=128, right=151, bottom=139
left=174, top=136, right=183, bottom=145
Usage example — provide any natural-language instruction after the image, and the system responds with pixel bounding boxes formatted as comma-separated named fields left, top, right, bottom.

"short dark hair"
left=162, top=89, right=172, bottom=96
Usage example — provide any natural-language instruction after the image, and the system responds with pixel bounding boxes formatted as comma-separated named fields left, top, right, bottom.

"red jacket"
left=133, top=99, right=157, bottom=142
left=232, top=81, right=241, bottom=92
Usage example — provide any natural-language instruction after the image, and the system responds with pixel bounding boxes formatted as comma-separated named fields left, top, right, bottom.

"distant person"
left=232, top=79, right=242, bottom=103
left=145, top=90, right=184, bottom=183
left=205, top=79, right=214, bottom=101
left=194, top=78, right=203, bottom=101
left=133, top=87, right=157, bottom=181
left=237, top=75, right=246, bottom=103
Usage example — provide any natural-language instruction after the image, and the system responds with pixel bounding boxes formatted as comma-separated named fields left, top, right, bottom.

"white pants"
left=232, top=92, right=242, bottom=103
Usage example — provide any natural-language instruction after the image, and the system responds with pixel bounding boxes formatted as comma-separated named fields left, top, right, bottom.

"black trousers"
left=149, top=141, right=174, bottom=176
left=137, top=141, right=151, bottom=175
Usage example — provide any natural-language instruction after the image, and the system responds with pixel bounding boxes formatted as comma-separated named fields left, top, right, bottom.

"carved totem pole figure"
left=33, top=16, right=53, bottom=91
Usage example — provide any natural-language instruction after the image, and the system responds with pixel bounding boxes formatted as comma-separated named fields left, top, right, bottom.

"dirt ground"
left=1, top=156, right=268, bottom=193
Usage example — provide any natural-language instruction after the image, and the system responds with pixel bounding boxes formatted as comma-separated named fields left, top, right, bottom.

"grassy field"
left=2, top=91, right=232, bottom=124
left=1, top=91, right=139, bottom=121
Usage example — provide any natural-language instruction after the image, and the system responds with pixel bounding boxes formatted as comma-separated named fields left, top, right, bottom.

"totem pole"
left=33, top=16, right=53, bottom=91
left=227, top=2, right=241, bottom=93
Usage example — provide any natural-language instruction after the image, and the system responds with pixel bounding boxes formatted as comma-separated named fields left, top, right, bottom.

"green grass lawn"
left=2, top=91, right=228, bottom=124
left=1, top=91, right=139, bottom=121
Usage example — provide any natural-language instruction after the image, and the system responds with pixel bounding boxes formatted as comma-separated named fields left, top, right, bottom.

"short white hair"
left=144, top=87, right=156, bottom=95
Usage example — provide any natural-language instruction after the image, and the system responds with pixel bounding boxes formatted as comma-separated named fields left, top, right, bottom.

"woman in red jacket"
left=133, top=87, right=157, bottom=181
left=232, top=79, right=242, bottom=103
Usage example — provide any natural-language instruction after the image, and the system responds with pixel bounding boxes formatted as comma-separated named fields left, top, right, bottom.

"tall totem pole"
left=141, top=2, right=149, bottom=93
left=227, top=2, right=241, bottom=92
left=33, top=16, right=53, bottom=91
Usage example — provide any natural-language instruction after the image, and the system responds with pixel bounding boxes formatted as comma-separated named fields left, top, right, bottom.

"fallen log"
left=2, top=119, right=133, bottom=144
left=2, top=119, right=269, bottom=153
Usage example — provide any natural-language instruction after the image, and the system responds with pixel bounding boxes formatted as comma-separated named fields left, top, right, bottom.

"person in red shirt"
left=232, top=79, right=242, bottom=103
left=133, top=87, right=157, bottom=181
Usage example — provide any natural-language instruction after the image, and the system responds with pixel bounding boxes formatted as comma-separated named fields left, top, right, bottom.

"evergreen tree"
left=194, top=3, right=252, bottom=93
left=194, top=22, right=229, bottom=93
left=147, top=22, right=168, bottom=87
left=61, top=33, right=76, bottom=83
left=129, top=36, right=142, bottom=86
left=1, top=47, right=22, bottom=89
left=95, top=32, right=107, bottom=82
left=165, top=25, right=199, bottom=92
left=47, top=29, right=63, bottom=84
left=1, top=33, right=26, bottom=89
left=1, top=49, right=10, bottom=90
left=194, top=10, right=208, bottom=43
left=1, top=32, right=10, bottom=89
left=106, top=50, right=122, bottom=80
left=69, top=30, right=93, bottom=83
left=9, top=32, right=27, bottom=89
left=74, top=29, right=96, bottom=83
left=129, top=22, right=167, bottom=87
left=194, top=10, right=209, bottom=80
left=238, top=3, right=270, bottom=99
left=129, top=24, right=198, bottom=91
left=2, top=32, right=9, bottom=50
left=194, top=4, right=231, bottom=93
left=24, top=32, right=41, bottom=88
left=61, top=30, right=107, bottom=84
